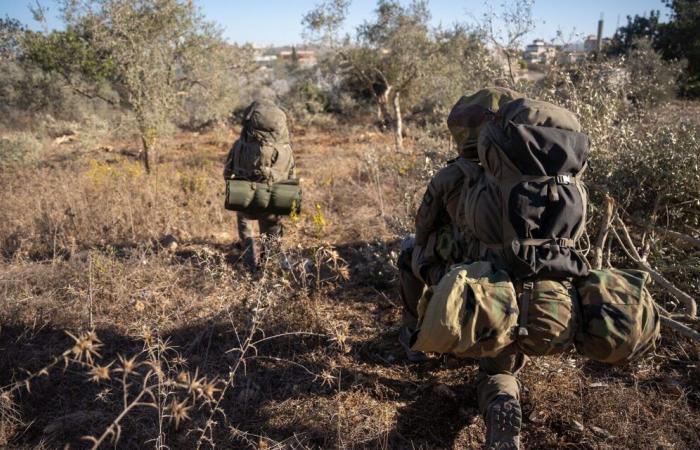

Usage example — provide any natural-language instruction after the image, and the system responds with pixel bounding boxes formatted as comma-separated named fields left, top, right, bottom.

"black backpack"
left=463, top=98, right=590, bottom=280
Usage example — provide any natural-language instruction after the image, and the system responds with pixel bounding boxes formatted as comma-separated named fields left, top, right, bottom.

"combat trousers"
left=476, top=345, right=528, bottom=415
left=236, top=212, right=282, bottom=266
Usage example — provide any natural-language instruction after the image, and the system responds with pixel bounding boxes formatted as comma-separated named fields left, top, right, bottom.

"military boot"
left=484, top=394, right=522, bottom=450
left=398, top=325, right=427, bottom=363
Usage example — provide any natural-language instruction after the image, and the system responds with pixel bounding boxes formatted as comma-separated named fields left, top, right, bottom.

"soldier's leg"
left=397, top=236, right=427, bottom=362
left=258, top=214, right=282, bottom=263
left=398, top=237, right=422, bottom=329
left=236, top=213, right=259, bottom=268
left=259, top=214, right=282, bottom=237
left=477, top=345, right=528, bottom=450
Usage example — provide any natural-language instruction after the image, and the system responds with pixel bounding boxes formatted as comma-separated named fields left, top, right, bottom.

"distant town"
left=252, top=25, right=612, bottom=78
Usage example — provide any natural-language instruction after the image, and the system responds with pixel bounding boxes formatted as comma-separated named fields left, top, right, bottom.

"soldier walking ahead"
left=223, top=100, right=296, bottom=267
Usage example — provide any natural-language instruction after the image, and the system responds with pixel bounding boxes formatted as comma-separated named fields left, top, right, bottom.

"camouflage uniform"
left=235, top=212, right=282, bottom=266
left=223, top=100, right=295, bottom=267
left=400, top=159, right=482, bottom=331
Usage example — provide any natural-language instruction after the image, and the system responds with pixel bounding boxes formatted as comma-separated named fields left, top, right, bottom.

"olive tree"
left=481, top=0, right=535, bottom=86
left=56, top=0, right=235, bottom=172
left=305, top=0, right=438, bottom=151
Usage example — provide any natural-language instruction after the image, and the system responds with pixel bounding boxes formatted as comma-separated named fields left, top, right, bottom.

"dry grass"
left=0, top=119, right=698, bottom=449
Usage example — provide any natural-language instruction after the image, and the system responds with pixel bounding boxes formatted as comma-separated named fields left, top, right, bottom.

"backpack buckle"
left=555, top=175, right=571, bottom=185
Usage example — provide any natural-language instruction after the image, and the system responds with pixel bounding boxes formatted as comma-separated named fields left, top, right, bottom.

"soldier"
left=223, top=100, right=296, bottom=268
left=397, top=87, right=527, bottom=449
left=397, top=88, right=520, bottom=360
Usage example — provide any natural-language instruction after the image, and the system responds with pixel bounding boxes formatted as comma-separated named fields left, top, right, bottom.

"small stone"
left=591, top=425, right=613, bottom=439
left=433, top=383, right=457, bottom=401
left=570, top=420, right=584, bottom=432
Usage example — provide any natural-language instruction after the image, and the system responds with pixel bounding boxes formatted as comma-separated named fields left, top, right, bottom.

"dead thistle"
left=89, top=363, right=113, bottom=383
left=66, top=331, right=103, bottom=365
left=167, top=397, right=192, bottom=429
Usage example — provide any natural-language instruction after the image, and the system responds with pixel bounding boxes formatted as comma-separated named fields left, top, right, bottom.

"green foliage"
left=22, top=27, right=116, bottom=81
left=282, top=77, right=330, bottom=118
left=606, top=121, right=700, bottom=227
left=608, top=0, right=700, bottom=97
left=607, top=11, right=663, bottom=56
left=532, top=53, right=698, bottom=228
left=50, top=0, right=240, bottom=172
left=659, top=0, right=700, bottom=96
left=0, top=16, right=25, bottom=59
left=625, top=38, right=684, bottom=106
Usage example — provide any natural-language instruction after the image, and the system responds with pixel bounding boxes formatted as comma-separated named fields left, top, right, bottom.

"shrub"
left=605, top=121, right=700, bottom=227
left=0, top=132, right=43, bottom=169
left=625, top=38, right=685, bottom=107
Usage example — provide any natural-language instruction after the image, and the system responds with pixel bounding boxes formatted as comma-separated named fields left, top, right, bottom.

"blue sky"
left=1, top=0, right=669, bottom=46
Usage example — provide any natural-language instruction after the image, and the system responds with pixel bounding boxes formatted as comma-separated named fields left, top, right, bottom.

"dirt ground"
left=1, top=122, right=698, bottom=449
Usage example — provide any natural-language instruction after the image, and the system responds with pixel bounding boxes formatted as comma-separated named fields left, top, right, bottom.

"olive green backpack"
left=223, top=101, right=301, bottom=215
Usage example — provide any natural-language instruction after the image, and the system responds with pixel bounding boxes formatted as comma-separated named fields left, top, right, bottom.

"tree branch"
left=592, top=195, right=615, bottom=269
left=659, top=316, right=700, bottom=342
left=613, top=215, right=697, bottom=317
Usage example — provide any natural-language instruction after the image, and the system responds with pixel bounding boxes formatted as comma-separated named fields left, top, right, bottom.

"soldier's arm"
left=270, top=144, right=295, bottom=181
left=223, top=141, right=238, bottom=179
left=415, top=179, right=445, bottom=246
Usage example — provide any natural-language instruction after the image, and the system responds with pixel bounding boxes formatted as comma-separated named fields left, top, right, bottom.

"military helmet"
left=447, top=87, right=522, bottom=159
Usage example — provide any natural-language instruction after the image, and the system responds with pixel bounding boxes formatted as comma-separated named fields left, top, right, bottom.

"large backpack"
left=223, top=101, right=300, bottom=215
left=463, top=98, right=590, bottom=280
left=228, top=101, right=294, bottom=183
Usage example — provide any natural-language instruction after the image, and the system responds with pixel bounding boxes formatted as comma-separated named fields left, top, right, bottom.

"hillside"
left=1, top=122, right=698, bottom=449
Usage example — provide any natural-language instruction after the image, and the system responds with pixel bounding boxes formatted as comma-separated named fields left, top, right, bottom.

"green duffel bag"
left=225, top=179, right=301, bottom=216
left=412, top=261, right=519, bottom=358
left=574, top=269, right=660, bottom=365
left=516, top=279, right=578, bottom=356
left=268, top=179, right=302, bottom=215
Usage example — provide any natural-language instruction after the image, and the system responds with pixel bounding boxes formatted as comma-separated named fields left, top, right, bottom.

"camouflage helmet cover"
left=447, top=87, right=522, bottom=158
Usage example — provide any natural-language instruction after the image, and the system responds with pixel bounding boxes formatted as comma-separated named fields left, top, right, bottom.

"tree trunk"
left=377, top=86, right=392, bottom=131
left=504, top=49, right=516, bottom=87
left=393, top=91, right=403, bottom=152
left=141, top=134, right=155, bottom=174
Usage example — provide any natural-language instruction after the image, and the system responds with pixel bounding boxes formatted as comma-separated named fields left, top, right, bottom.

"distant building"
left=523, top=39, right=557, bottom=64
left=583, top=35, right=611, bottom=53
left=278, top=49, right=317, bottom=68
left=557, top=51, right=588, bottom=65
left=254, top=54, right=278, bottom=63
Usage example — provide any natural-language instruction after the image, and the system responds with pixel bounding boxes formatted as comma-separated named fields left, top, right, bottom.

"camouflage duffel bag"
left=516, top=279, right=578, bottom=356
left=574, top=269, right=660, bottom=365
left=225, top=179, right=301, bottom=216
left=411, top=261, right=519, bottom=358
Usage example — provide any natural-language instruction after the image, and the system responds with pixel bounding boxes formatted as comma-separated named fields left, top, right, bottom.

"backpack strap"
left=484, top=238, right=576, bottom=250
left=516, top=281, right=534, bottom=337
left=451, top=158, right=481, bottom=256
